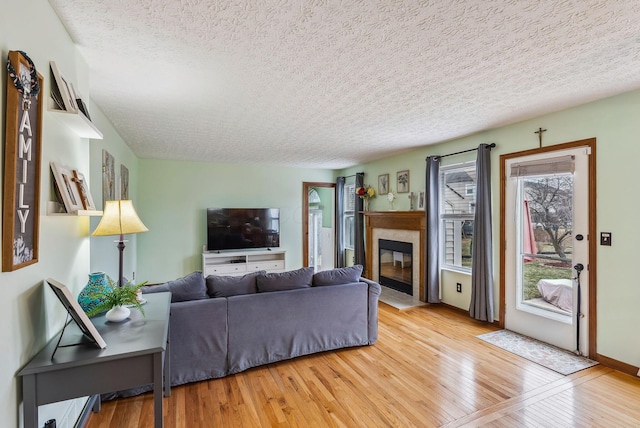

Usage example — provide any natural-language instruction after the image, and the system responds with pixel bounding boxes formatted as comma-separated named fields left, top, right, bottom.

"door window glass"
left=518, top=174, right=573, bottom=317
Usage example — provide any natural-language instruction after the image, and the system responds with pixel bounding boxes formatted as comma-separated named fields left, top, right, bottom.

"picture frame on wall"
left=397, top=170, right=410, bottom=193
left=102, top=149, right=115, bottom=207
left=2, top=51, right=44, bottom=272
left=72, top=170, right=96, bottom=211
left=121, top=164, right=129, bottom=199
left=378, top=173, right=389, bottom=195
left=51, top=162, right=84, bottom=214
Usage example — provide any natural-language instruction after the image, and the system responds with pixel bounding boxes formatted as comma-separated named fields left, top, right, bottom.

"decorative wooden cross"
left=534, top=127, right=547, bottom=148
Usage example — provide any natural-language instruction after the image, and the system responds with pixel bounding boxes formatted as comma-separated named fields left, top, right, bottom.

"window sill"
left=441, top=266, right=472, bottom=275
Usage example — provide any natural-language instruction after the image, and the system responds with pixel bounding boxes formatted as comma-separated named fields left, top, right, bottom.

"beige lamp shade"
left=92, top=200, right=148, bottom=236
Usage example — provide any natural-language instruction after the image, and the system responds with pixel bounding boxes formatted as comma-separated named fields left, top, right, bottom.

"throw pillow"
left=256, top=267, right=314, bottom=292
left=142, top=271, right=208, bottom=302
left=206, top=271, right=264, bottom=298
left=313, top=265, right=363, bottom=286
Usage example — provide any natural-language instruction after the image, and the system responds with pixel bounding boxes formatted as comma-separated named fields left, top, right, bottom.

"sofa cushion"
left=313, top=265, right=363, bottom=286
left=142, top=271, right=207, bottom=302
left=257, top=267, right=314, bottom=292
left=206, top=271, right=264, bottom=298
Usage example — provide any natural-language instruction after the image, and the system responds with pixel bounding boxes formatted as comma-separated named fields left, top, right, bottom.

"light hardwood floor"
left=87, top=303, right=640, bottom=427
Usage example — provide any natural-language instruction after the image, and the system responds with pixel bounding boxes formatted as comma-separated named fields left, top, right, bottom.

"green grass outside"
left=523, top=259, right=572, bottom=300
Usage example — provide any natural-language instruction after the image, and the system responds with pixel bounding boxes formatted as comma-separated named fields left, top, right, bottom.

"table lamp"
left=92, top=200, right=148, bottom=287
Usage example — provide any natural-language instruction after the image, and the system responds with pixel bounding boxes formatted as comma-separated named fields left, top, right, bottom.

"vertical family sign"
left=2, top=51, right=43, bottom=271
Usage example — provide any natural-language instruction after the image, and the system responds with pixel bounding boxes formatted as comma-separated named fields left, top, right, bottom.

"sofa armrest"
left=168, top=298, right=229, bottom=385
left=359, top=278, right=380, bottom=344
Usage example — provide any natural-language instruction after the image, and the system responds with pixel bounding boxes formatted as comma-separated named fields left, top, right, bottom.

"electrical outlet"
left=456, top=283, right=462, bottom=293
left=600, top=232, right=612, bottom=246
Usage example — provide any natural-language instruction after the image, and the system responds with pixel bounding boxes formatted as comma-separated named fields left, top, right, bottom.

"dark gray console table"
left=19, top=292, right=171, bottom=428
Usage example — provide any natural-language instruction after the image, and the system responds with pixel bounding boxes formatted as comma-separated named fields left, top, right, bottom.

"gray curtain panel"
left=425, top=156, right=441, bottom=303
left=354, top=173, right=366, bottom=268
left=336, top=177, right=345, bottom=268
left=469, top=143, right=495, bottom=322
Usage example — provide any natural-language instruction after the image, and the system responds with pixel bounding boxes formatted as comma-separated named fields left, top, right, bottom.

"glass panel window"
left=440, top=162, right=476, bottom=271
left=518, top=173, right=574, bottom=315
left=343, top=182, right=356, bottom=250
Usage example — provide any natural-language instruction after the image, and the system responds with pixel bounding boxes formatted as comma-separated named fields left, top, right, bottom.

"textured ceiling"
left=48, top=0, right=640, bottom=169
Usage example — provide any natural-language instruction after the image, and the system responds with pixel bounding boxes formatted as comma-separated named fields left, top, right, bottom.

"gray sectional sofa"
left=113, top=265, right=379, bottom=396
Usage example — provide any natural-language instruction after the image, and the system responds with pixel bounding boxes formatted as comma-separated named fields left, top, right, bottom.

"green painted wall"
left=136, top=160, right=334, bottom=283
left=340, top=88, right=640, bottom=369
left=88, top=105, right=140, bottom=283
left=3, top=4, right=640, bottom=423
left=0, top=0, right=127, bottom=424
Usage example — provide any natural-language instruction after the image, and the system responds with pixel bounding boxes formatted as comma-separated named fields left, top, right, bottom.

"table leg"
left=92, top=394, right=101, bottom=413
left=154, top=352, right=164, bottom=428
left=164, top=325, right=171, bottom=397
left=23, top=374, right=37, bottom=428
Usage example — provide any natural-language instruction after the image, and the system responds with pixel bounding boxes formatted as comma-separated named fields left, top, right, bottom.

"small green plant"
left=85, top=276, right=147, bottom=318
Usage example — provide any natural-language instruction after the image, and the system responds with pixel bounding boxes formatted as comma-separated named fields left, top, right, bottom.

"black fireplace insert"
left=378, top=239, right=413, bottom=295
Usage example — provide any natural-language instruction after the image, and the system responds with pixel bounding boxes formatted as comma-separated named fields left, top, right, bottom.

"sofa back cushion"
left=257, top=267, right=314, bottom=292
left=206, top=271, right=264, bottom=298
left=313, top=265, right=363, bottom=286
left=142, top=271, right=208, bottom=302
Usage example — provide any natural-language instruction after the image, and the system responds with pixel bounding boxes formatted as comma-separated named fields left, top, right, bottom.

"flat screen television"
left=207, top=208, right=280, bottom=251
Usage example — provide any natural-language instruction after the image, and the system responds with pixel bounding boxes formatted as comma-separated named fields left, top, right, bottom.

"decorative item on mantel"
left=408, top=192, right=415, bottom=211
left=356, top=185, right=376, bottom=211
left=387, top=192, right=397, bottom=211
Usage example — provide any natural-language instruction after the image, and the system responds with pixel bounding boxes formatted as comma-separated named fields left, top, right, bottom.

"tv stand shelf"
left=202, top=249, right=286, bottom=277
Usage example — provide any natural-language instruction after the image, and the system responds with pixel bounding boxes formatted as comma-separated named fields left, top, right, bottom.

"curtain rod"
left=428, top=143, right=496, bottom=160
left=339, top=172, right=364, bottom=179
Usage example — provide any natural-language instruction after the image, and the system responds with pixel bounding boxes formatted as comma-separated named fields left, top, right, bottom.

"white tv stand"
left=202, top=249, right=286, bottom=277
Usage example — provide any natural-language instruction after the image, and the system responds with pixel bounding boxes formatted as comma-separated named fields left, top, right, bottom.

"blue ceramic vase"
left=77, top=272, right=111, bottom=313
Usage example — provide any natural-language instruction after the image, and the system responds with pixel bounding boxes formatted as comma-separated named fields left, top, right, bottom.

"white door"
left=505, top=146, right=590, bottom=354
left=308, top=209, right=323, bottom=272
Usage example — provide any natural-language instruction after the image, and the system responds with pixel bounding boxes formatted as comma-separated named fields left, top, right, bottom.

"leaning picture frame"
left=51, top=162, right=84, bottom=213
left=73, top=170, right=96, bottom=211
left=47, top=278, right=107, bottom=349
left=49, top=61, right=77, bottom=113
left=418, top=190, right=425, bottom=210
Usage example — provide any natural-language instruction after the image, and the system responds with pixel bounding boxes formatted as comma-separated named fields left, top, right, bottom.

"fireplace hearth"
left=379, top=239, right=413, bottom=295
